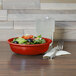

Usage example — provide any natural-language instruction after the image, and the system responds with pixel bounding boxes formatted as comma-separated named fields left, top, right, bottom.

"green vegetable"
left=30, top=42, right=34, bottom=44
left=37, top=35, right=42, bottom=38
left=34, top=39, right=42, bottom=44
left=34, top=39, right=46, bottom=44
left=12, top=38, right=17, bottom=42
left=41, top=39, right=46, bottom=43
left=16, top=37, right=27, bottom=44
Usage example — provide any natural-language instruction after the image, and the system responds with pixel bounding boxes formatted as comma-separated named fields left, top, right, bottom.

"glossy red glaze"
left=8, top=37, right=52, bottom=55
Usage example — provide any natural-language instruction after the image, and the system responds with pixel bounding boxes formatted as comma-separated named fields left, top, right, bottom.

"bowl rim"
left=7, top=37, right=52, bottom=47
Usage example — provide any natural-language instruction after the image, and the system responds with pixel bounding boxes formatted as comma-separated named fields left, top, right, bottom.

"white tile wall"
left=14, top=21, right=36, bottom=29
left=3, top=0, right=40, bottom=9
left=0, top=0, right=75, bottom=41
left=0, top=10, right=7, bottom=20
left=0, top=30, right=24, bottom=41
left=41, top=3, right=76, bottom=10
left=54, top=29, right=76, bottom=40
left=56, top=21, right=76, bottom=29
left=0, top=21, right=13, bottom=29
left=8, top=14, right=76, bottom=21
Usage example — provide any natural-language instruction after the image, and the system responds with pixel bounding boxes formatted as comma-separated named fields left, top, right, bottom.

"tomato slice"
left=22, top=35, right=33, bottom=39
left=28, top=35, right=33, bottom=38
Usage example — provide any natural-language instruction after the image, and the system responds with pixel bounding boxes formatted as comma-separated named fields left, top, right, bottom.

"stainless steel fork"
left=58, top=40, right=64, bottom=50
left=51, top=40, right=64, bottom=59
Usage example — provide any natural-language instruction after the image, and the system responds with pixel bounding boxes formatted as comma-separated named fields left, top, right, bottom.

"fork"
left=58, top=40, right=64, bottom=50
left=51, top=40, right=64, bottom=59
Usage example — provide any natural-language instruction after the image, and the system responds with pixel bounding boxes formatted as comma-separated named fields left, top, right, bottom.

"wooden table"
left=0, top=41, right=76, bottom=76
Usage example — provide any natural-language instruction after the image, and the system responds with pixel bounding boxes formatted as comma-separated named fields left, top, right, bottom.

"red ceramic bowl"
left=8, top=37, right=52, bottom=55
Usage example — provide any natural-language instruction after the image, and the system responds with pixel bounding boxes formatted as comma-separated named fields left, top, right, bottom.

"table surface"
left=0, top=41, right=76, bottom=76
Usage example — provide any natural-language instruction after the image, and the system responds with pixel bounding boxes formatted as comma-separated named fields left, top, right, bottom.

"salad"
left=12, top=34, right=46, bottom=45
